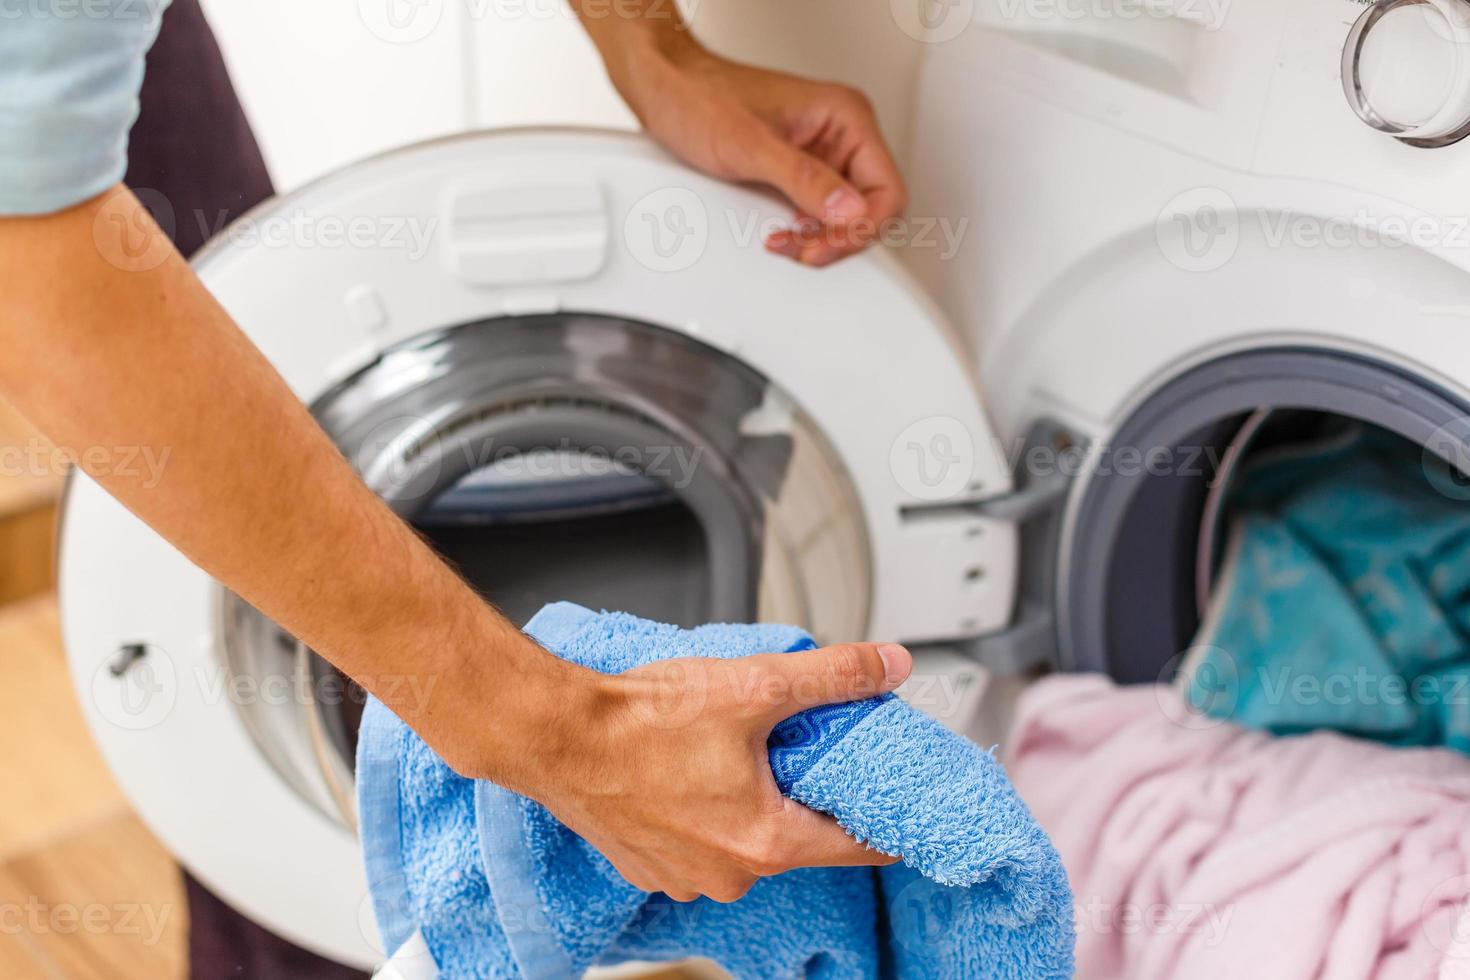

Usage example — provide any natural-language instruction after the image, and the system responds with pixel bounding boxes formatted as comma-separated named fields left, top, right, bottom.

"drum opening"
left=1060, top=347, right=1470, bottom=683
left=219, top=312, right=873, bottom=829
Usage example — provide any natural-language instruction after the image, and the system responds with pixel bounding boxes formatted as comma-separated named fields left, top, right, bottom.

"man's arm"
left=0, top=188, right=910, bottom=902
left=1, top=188, right=571, bottom=782
left=572, top=0, right=908, bottom=266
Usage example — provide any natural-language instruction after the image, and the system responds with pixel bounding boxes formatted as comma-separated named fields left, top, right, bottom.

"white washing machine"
left=58, top=0, right=1470, bottom=969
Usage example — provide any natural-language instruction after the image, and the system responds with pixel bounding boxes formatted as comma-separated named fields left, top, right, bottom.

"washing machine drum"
left=221, top=311, right=878, bottom=830
left=58, top=130, right=1018, bottom=966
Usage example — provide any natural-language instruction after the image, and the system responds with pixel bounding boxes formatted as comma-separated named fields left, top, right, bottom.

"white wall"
left=199, top=0, right=473, bottom=191
left=687, top=0, right=927, bottom=172
left=199, top=0, right=928, bottom=192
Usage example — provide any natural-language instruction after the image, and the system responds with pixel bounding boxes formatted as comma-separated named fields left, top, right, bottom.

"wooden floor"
left=0, top=596, right=187, bottom=979
left=0, top=395, right=186, bottom=978
left=0, top=398, right=712, bottom=979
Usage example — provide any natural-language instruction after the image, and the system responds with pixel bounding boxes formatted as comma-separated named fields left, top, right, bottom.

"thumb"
left=767, top=799, right=899, bottom=872
left=745, top=642, right=912, bottom=726
left=745, top=131, right=868, bottom=226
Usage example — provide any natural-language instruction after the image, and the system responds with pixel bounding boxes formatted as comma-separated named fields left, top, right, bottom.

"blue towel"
left=357, top=602, right=1074, bottom=979
left=1185, top=424, right=1470, bottom=750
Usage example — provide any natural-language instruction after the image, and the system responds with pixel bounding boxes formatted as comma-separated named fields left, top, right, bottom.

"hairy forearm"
left=0, top=187, right=590, bottom=788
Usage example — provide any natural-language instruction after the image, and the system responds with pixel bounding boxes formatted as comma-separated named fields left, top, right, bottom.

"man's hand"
left=507, top=642, right=912, bottom=902
left=574, top=4, right=907, bottom=267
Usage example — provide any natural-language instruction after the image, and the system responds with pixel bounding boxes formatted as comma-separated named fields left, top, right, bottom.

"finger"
left=845, top=135, right=907, bottom=226
left=700, top=874, right=758, bottom=904
left=607, top=857, right=662, bottom=895
left=764, top=214, right=823, bottom=263
left=738, top=642, right=912, bottom=726
left=769, top=801, right=900, bottom=871
left=789, top=116, right=908, bottom=267
left=743, top=127, right=869, bottom=228
left=769, top=156, right=904, bottom=267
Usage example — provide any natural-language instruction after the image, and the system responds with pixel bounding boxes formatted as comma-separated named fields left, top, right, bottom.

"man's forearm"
left=0, top=187, right=588, bottom=786
left=570, top=0, right=701, bottom=105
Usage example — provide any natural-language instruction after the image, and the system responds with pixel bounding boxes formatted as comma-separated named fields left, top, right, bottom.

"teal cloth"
left=1187, top=425, right=1470, bottom=750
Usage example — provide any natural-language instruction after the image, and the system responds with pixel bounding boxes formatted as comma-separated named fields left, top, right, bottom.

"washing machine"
left=58, top=0, right=1470, bottom=969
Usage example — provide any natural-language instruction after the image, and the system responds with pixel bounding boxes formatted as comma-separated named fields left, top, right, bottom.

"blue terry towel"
left=1184, top=424, right=1470, bottom=750
left=357, top=602, right=1074, bottom=979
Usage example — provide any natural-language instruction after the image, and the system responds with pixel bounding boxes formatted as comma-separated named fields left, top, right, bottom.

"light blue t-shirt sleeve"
left=0, top=0, right=169, bottom=215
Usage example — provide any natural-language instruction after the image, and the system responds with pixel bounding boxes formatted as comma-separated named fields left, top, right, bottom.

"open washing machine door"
left=57, top=129, right=1030, bottom=967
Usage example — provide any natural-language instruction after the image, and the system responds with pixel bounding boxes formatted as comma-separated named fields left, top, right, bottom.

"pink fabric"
left=1004, top=675, right=1470, bottom=980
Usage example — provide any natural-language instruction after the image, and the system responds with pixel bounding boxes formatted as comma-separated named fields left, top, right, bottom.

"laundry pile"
left=358, top=602, right=1074, bottom=979
left=1003, top=420, right=1470, bottom=979
left=1006, top=674, right=1470, bottom=980
left=1183, top=422, right=1470, bottom=749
